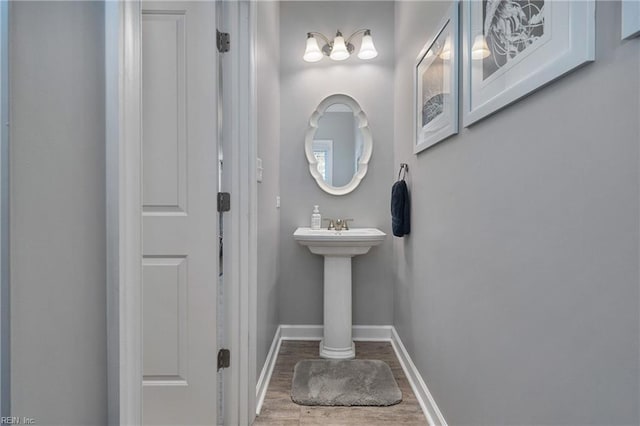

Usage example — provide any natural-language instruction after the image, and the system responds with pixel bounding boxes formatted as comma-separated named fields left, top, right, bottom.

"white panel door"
left=141, top=2, right=218, bottom=424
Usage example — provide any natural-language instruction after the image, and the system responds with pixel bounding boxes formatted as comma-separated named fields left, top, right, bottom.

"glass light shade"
left=330, top=33, right=350, bottom=61
left=303, top=35, right=324, bottom=62
left=439, top=36, right=451, bottom=60
left=357, top=33, right=378, bottom=60
left=471, top=34, right=490, bottom=60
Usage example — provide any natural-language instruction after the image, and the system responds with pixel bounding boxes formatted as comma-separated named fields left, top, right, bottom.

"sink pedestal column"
left=320, top=255, right=355, bottom=359
left=293, top=226, right=387, bottom=360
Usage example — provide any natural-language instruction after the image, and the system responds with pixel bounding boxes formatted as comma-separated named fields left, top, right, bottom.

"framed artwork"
left=462, top=0, right=595, bottom=126
left=414, top=2, right=459, bottom=154
left=622, top=0, right=640, bottom=40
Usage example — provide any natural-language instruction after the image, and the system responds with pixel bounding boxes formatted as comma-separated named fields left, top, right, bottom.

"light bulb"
left=330, top=31, right=350, bottom=61
left=303, top=34, right=323, bottom=62
left=471, top=34, right=490, bottom=60
left=357, top=30, right=378, bottom=60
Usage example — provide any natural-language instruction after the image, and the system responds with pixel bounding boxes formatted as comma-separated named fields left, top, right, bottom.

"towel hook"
left=397, top=163, right=408, bottom=181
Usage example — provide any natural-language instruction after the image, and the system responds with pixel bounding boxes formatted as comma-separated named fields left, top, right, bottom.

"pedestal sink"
left=293, top=227, right=386, bottom=359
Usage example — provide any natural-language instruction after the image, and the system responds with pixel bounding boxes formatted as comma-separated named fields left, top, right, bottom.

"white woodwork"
left=390, top=327, right=448, bottom=426
left=141, top=2, right=218, bottom=424
left=108, top=1, right=256, bottom=424
left=218, top=0, right=258, bottom=424
left=255, top=326, right=282, bottom=415
left=142, top=257, right=187, bottom=381
left=105, top=0, right=143, bottom=423
left=142, top=12, right=186, bottom=213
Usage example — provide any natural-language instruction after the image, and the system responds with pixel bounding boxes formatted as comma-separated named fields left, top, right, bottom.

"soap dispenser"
left=311, top=205, right=321, bottom=230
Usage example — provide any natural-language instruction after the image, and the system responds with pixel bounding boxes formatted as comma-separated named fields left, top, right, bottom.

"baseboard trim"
left=279, top=324, right=394, bottom=341
left=255, top=324, right=447, bottom=425
left=255, top=325, right=282, bottom=415
left=352, top=324, right=394, bottom=341
left=390, top=327, right=447, bottom=426
left=279, top=324, right=322, bottom=340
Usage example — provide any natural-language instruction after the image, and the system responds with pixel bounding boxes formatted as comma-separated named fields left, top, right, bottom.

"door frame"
left=105, top=1, right=142, bottom=423
left=218, top=1, right=258, bottom=425
left=104, top=1, right=257, bottom=424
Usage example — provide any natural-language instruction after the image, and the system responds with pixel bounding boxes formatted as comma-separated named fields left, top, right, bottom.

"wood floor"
left=253, top=340, right=427, bottom=425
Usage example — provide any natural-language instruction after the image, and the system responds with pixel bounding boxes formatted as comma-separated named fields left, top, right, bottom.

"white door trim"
left=220, top=1, right=258, bottom=424
left=106, top=1, right=256, bottom=424
left=105, top=1, right=143, bottom=424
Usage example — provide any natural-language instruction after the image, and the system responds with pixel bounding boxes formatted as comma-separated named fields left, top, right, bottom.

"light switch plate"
left=256, top=157, right=263, bottom=182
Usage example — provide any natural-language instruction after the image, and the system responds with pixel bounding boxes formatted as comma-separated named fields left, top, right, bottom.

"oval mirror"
left=305, top=94, right=372, bottom=196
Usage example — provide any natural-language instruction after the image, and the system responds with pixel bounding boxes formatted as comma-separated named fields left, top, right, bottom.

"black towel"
left=391, top=180, right=410, bottom=237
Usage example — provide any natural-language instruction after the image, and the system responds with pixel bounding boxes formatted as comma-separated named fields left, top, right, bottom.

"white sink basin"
left=293, top=227, right=386, bottom=256
left=294, top=226, right=386, bottom=359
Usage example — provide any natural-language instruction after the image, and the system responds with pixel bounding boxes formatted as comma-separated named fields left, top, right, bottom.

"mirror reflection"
left=312, top=103, right=364, bottom=187
left=305, top=93, right=371, bottom=196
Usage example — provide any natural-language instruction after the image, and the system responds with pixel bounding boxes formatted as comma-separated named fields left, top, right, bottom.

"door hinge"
left=217, top=348, right=230, bottom=370
left=217, top=30, right=230, bottom=53
left=217, top=192, right=231, bottom=212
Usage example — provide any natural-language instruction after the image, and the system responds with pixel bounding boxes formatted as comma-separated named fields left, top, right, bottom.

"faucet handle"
left=342, top=219, right=354, bottom=230
left=323, top=218, right=335, bottom=230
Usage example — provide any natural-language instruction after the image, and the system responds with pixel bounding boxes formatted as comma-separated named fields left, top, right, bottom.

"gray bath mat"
left=291, top=359, right=402, bottom=406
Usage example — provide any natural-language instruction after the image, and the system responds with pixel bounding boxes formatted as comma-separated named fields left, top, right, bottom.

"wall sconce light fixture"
left=471, top=34, right=491, bottom=60
left=303, top=29, right=378, bottom=62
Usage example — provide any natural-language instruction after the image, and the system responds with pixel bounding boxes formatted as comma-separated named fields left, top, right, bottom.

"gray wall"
left=393, top=1, right=640, bottom=425
left=315, top=111, right=356, bottom=187
left=10, top=2, right=107, bottom=424
left=256, top=0, right=281, bottom=376
left=279, top=1, right=395, bottom=326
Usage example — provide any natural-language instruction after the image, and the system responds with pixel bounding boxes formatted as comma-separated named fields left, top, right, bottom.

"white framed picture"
left=414, top=2, right=459, bottom=154
left=622, top=0, right=640, bottom=40
left=462, top=0, right=595, bottom=127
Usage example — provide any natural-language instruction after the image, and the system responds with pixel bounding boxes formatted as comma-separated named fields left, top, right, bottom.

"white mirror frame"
left=305, top=94, right=372, bottom=196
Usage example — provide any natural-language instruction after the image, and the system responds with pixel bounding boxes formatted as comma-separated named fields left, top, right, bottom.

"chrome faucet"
left=323, top=218, right=354, bottom=231
left=335, top=218, right=354, bottom=231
